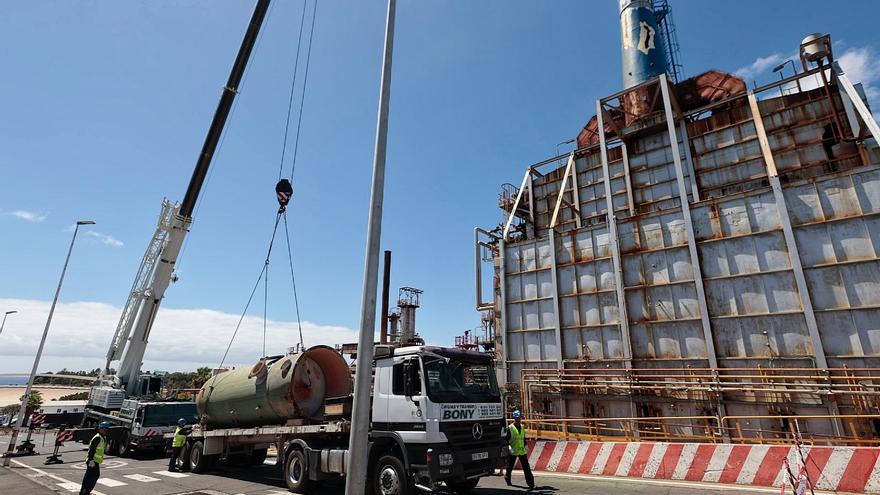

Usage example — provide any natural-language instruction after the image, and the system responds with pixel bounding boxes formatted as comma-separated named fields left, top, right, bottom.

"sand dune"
left=0, top=386, right=89, bottom=407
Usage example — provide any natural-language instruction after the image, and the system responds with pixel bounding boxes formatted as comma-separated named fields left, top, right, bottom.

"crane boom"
left=99, top=0, right=272, bottom=399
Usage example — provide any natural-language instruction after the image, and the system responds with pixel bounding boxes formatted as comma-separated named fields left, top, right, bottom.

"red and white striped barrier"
left=526, top=440, right=880, bottom=493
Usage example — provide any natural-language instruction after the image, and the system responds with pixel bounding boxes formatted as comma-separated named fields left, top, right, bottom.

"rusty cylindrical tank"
left=196, top=345, right=352, bottom=428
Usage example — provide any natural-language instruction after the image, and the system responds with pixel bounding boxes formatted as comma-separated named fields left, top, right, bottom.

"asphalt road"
left=3, top=432, right=787, bottom=495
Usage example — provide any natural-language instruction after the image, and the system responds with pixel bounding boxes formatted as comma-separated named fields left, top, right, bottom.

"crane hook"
left=276, top=179, right=294, bottom=210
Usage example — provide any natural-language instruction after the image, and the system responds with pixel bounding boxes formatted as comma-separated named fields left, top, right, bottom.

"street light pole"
left=3, top=220, right=94, bottom=466
left=344, top=0, right=395, bottom=494
left=0, top=310, right=17, bottom=338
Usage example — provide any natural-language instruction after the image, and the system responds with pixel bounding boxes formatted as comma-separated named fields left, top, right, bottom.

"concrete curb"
left=527, top=440, right=880, bottom=493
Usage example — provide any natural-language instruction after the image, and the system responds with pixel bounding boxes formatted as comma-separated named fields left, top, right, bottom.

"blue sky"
left=1, top=1, right=879, bottom=373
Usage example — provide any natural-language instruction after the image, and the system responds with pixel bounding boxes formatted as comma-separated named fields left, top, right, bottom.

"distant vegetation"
left=33, top=368, right=101, bottom=386
left=56, top=391, right=90, bottom=401
left=158, top=367, right=212, bottom=392
left=28, top=367, right=212, bottom=396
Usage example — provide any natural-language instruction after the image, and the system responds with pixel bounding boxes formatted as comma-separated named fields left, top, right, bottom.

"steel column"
left=679, top=121, right=701, bottom=202
left=568, top=153, right=582, bottom=228
left=550, top=155, right=577, bottom=229
left=547, top=229, right=565, bottom=368
left=747, top=90, right=842, bottom=437
left=503, top=169, right=532, bottom=241
left=659, top=74, right=719, bottom=369
left=596, top=100, right=634, bottom=367
left=834, top=62, right=880, bottom=143
left=528, top=169, right=536, bottom=226
left=499, top=238, right=510, bottom=383
left=620, top=143, right=636, bottom=216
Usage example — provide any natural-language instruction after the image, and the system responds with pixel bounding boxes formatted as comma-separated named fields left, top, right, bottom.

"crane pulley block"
left=276, top=179, right=294, bottom=207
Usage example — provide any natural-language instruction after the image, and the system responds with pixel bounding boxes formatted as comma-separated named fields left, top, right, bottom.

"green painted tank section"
left=196, top=345, right=352, bottom=428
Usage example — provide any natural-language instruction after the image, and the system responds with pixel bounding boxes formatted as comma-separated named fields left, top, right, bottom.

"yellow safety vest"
left=508, top=423, right=527, bottom=456
left=91, top=433, right=105, bottom=464
left=172, top=427, right=187, bottom=448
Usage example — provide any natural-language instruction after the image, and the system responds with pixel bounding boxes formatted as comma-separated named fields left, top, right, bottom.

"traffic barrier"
left=526, top=440, right=880, bottom=493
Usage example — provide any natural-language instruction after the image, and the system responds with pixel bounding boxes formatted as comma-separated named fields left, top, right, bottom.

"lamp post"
left=345, top=0, right=395, bottom=493
left=0, top=310, right=17, bottom=338
left=3, top=220, right=94, bottom=465
left=772, top=59, right=801, bottom=94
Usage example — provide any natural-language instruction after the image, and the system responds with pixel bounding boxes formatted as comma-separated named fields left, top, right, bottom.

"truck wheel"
left=106, top=437, right=120, bottom=456
left=189, top=441, right=216, bottom=473
left=374, top=455, right=410, bottom=495
left=284, top=449, right=312, bottom=493
left=118, top=432, right=131, bottom=457
left=176, top=443, right=191, bottom=472
left=448, top=478, right=479, bottom=493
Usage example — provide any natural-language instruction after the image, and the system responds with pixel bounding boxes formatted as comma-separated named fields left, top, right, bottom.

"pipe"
left=619, top=0, right=668, bottom=89
left=380, top=250, right=391, bottom=344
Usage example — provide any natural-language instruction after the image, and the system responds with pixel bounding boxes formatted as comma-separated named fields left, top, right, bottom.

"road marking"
left=510, top=470, right=839, bottom=494
left=154, top=470, right=190, bottom=478
left=57, top=482, right=81, bottom=491
left=73, top=459, right=128, bottom=469
left=9, top=459, right=106, bottom=495
left=97, top=477, right=128, bottom=487
left=124, top=473, right=160, bottom=482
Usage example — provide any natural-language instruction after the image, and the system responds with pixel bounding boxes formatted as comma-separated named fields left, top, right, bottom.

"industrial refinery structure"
left=476, top=0, right=880, bottom=445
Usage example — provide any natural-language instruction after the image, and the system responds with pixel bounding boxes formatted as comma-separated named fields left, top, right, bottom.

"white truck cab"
left=369, top=345, right=505, bottom=492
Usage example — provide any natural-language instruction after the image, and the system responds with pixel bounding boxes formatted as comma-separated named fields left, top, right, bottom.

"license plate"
left=471, top=451, right=488, bottom=461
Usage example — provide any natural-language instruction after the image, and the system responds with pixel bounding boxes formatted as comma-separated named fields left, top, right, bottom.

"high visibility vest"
left=508, top=423, right=527, bottom=456
left=172, top=427, right=187, bottom=448
left=91, top=434, right=105, bottom=464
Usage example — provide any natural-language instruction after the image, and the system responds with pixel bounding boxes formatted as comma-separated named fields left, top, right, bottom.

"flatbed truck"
left=176, top=345, right=507, bottom=495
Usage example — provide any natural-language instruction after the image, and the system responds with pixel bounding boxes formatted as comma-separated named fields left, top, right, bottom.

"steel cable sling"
left=218, top=0, right=317, bottom=368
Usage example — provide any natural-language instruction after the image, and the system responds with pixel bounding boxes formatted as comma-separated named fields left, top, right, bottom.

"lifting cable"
left=219, top=0, right=317, bottom=365
left=218, top=211, right=283, bottom=369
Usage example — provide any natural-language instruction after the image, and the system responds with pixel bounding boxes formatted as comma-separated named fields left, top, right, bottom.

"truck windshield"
left=423, top=357, right=500, bottom=404
left=142, top=403, right=198, bottom=427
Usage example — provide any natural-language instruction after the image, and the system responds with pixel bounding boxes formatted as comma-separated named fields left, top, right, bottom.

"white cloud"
left=8, top=210, right=47, bottom=223
left=735, top=53, right=790, bottom=80
left=87, top=231, right=124, bottom=248
left=0, top=298, right=358, bottom=373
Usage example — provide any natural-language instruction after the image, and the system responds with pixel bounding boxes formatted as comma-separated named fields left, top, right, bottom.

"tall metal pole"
left=4, top=220, right=94, bottom=466
left=345, top=0, right=395, bottom=493
left=0, top=310, right=16, bottom=338
left=380, top=250, right=392, bottom=344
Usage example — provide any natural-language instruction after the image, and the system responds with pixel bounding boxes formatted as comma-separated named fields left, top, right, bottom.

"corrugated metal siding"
left=497, top=82, right=879, bottom=434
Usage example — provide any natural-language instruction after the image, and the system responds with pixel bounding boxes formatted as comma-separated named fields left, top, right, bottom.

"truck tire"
left=106, top=436, right=120, bottom=456
left=373, top=455, right=410, bottom=495
left=448, top=478, right=479, bottom=493
left=118, top=432, right=132, bottom=457
left=189, top=441, right=216, bottom=473
left=176, top=443, right=191, bottom=472
left=284, top=448, right=312, bottom=493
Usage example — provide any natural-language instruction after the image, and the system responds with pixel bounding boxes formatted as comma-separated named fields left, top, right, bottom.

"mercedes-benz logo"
left=472, top=423, right=483, bottom=439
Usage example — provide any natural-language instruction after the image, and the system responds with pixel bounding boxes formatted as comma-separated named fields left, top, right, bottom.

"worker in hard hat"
left=168, top=418, right=192, bottom=471
left=79, top=421, right=109, bottom=495
left=504, top=410, right=535, bottom=490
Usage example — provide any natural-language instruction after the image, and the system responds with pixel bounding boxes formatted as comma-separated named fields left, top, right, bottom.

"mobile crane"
left=75, top=0, right=272, bottom=456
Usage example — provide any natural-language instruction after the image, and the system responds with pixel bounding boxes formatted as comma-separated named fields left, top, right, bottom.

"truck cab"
left=118, top=399, right=197, bottom=452
left=370, top=345, right=506, bottom=492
